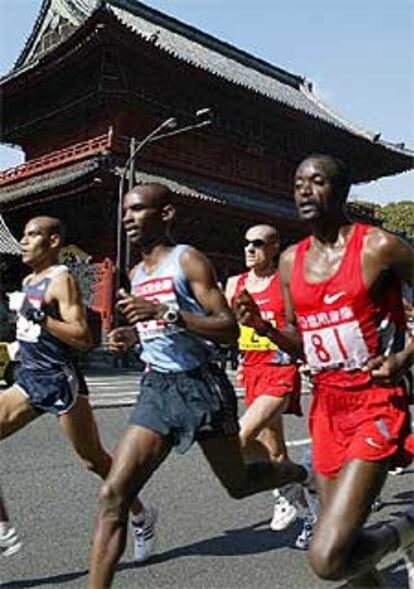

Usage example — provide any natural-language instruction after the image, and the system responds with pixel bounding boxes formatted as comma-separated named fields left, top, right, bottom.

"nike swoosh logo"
left=365, top=437, right=384, bottom=450
left=255, top=299, right=270, bottom=305
left=323, top=292, right=345, bottom=304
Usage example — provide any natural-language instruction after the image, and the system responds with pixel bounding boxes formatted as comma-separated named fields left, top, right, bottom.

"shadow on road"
left=0, top=570, right=87, bottom=588
left=119, top=517, right=301, bottom=572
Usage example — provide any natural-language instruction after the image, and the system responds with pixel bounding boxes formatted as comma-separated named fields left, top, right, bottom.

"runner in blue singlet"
left=88, top=183, right=307, bottom=589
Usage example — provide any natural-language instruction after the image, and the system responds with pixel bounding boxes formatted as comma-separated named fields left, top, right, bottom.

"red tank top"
left=233, top=272, right=292, bottom=367
left=289, top=223, right=406, bottom=388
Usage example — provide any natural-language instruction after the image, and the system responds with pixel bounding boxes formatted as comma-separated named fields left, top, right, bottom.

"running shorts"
left=129, top=363, right=239, bottom=454
left=14, top=364, right=81, bottom=415
left=310, top=382, right=412, bottom=478
left=240, top=363, right=302, bottom=415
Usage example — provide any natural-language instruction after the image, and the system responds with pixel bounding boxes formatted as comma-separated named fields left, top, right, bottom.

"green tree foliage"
left=351, top=200, right=414, bottom=241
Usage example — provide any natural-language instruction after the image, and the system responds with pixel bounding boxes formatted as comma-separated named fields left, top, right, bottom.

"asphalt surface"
left=0, top=372, right=413, bottom=589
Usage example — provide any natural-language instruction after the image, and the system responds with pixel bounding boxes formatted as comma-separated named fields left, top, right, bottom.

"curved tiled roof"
left=0, top=216, right=21, bottom=255
left=9, top=0, right=385, bottom=142
left=126, top=161, right=299, bottom=221
left=109, top=4, right=373, bottom=139
left=4, top=0, right=413, bottom=172
left=0, top=159, right=102, bottom=205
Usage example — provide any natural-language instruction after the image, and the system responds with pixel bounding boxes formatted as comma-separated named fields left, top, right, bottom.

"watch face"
left=163, top=306, right=179, bottom=323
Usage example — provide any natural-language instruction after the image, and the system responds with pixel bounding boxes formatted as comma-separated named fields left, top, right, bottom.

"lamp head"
left=195, top=108, right=213, bottom=120
left=163, top=117, right=178, bottom=130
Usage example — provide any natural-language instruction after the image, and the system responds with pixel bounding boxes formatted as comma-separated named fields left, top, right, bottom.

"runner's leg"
left=0, top=386, right=39, bottom=439
left=309, top=458, right=397, bottom=582
left=199, top=434, right=306, bottom=499
left=58, top=395, right=144, bottom=514
left=256, top=415, right=289, bottom=461
left=239, top=395, right=290, bottom=461
left=58, top=395, right=112, bottom=478
left=88, top=424, right=171, bottom=589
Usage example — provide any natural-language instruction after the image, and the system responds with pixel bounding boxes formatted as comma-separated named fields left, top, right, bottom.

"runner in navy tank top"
left=88, top=183, right=307, bottom=589
left=270, top=155, right=414, bottom=587
left=0, top=216, right=143, bottom=551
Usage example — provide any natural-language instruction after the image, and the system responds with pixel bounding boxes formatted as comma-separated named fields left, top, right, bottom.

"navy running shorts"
left=14, top=364, right=80, bottom=415
left=129, top=363, right=239, bottom=453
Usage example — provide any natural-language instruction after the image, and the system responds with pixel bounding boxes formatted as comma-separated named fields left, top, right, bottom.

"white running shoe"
left=388, top=466, right=404, bottom=476
left=295, top=513, right=317, bottom=550
left=131, top=505, right=157, bottom=563
left=403, top=545, right=414, bottom=589
left=270, top=486, right=298, bottom=531
left=0, top=525, right=22, bottom=557
left=371, top=495, right=384, bottom=512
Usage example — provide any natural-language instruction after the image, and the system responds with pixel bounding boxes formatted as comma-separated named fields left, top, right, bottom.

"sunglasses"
left=244, top=239, right=267, bottom=248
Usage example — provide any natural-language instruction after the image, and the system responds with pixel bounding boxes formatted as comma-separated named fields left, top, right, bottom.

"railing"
left=0, top=128, right=113, bottom=187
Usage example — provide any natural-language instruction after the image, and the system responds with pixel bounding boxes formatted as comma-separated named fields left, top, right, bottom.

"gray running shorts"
left=129, top=363, right=239, bottom=453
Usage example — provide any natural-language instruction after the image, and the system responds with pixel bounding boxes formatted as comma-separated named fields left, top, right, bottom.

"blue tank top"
left=130, top=245, right=216, bottom=372
left=17, top=265, right=74, bottom=371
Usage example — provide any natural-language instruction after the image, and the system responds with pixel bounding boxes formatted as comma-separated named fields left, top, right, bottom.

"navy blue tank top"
left=17, top=265, right=74, bottom=371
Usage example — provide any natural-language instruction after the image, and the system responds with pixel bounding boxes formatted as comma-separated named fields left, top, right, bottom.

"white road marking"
left=286, top=438, right=311, bottom=447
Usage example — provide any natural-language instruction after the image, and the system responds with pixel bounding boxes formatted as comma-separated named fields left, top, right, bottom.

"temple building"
left=0, top=0, right=412, bottom=334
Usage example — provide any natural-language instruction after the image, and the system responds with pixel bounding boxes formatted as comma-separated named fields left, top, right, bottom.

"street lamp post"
left=114, top=108, right=213, bottom=303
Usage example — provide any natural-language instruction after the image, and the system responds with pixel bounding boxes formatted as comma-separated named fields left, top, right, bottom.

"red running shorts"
left=310, top=382, right=412, bottom=478
left=241, top=363, right=302, bottom=415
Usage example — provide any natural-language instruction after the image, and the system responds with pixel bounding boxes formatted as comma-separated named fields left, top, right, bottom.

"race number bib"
left=303, top=320, right=368, bottom=372
left=134, top=276, right=182, bottom=341
left=16, top=315, right=41, bottom=343
left=15, top=293, right=42, bottom=343
left=238, top=321, right=277, bottom=351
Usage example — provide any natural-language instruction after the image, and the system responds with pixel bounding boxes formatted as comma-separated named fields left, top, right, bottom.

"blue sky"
left=0, top=0, right=413, bottom=204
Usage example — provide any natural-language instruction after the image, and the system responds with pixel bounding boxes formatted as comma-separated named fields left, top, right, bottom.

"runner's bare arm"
left=254, top=245, right=303, bottom=357
left=178, top=247, right=239, bottom=344
left=365, top=230, right=414, bottom=380
left=364, top=228, right=414, bottom=288
left=42, top=271, right=93, bottom=350
left=224, top=275, right=238, bottom=307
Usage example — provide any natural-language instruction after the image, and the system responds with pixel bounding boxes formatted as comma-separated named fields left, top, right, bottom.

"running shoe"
left=371, top=495, right=384, bottom=512
left=270, top=486, right=298, bottom=531
left=295, top=513, right=317, bottom=550
left=403, top=545, right=414, bottom=589
left=131, top=505, right=158, bottom=563
left=388, top=466, right=404, bottom=476
left=0, top=525, right=22, bottom=557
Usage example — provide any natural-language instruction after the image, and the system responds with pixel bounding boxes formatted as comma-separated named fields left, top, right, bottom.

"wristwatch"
left=25, top=307, right=46, bottom=324
left=162, top=304, right=180, bottom=325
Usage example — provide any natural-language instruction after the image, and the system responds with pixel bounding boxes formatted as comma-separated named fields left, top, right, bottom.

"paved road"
left=84, top=367, right=313, bottom=408
left=84, top=369, right=247, bottom=407
left=0, top=372, right=412, bottom=589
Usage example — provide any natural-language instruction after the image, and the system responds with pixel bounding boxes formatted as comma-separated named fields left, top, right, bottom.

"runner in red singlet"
left=276, top=154, right=414, bottom=587
left=226, top=225, right=306, bottom=533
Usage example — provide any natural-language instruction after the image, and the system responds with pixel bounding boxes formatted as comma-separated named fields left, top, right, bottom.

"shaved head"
left=127, top=183, right=173, bottom=209
left=28, top=216, right=66, bottom=243
left=245, top=224, right=279, bottom=243
left=244, top=224, right=280, bottom=271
